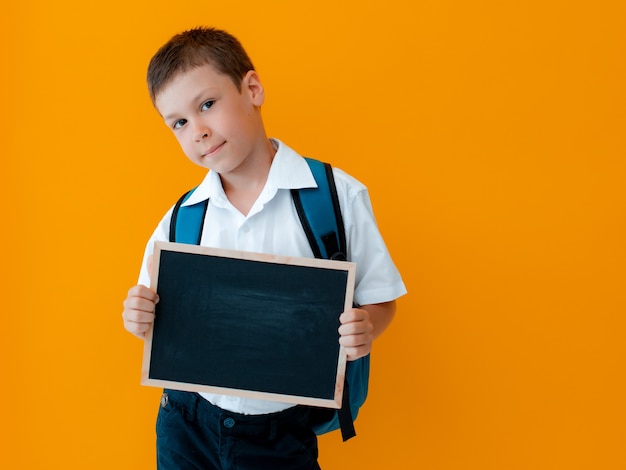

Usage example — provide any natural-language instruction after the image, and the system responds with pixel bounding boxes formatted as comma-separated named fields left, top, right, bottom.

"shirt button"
left=241, top=225, right=250, bottom=233
left=223, top=417, right=235, bottom=428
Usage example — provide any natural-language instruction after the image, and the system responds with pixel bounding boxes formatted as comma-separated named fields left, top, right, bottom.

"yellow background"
left=2, top=1, right=625, bottom=468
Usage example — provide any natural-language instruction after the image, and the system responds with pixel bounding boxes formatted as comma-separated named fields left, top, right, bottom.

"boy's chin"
left=186, top=156, right=213, bottom=170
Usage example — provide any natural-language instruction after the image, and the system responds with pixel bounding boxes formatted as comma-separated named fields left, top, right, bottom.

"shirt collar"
left=181, top=138, right=317, bottom=207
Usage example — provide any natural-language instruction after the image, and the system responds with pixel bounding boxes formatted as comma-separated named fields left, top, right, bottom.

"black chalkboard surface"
left=142, top=241, right=356, bottom=409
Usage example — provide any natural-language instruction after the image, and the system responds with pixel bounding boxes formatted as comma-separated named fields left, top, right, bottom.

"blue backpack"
left=168, top=157, right=369, bottom=441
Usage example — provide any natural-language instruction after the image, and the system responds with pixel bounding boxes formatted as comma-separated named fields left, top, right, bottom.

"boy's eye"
left=173, top=119, right=187, bottom=130
left=201, top=100, right=215, bottom=111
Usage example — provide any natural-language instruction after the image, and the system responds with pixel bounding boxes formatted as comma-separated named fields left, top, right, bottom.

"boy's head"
left=147, top=27, right=255, bottom=104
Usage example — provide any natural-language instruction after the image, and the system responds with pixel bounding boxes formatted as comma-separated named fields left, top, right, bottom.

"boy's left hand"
left=338, top=300, right=397, bottom=361
left=338, top=308, right=374, bottom=361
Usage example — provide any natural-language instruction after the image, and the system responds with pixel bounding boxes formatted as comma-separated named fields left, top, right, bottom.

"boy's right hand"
left=122, top=285, right=159, bottom=339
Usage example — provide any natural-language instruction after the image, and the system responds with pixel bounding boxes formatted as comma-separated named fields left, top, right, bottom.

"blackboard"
left=142, top=241, right=356, bottom=409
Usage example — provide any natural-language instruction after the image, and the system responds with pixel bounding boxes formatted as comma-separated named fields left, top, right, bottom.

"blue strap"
left=291, top=158, right=347, bottom=260
left=169, top=188, right=209, bottom=244
left=310, top=355, right=369, bottom=440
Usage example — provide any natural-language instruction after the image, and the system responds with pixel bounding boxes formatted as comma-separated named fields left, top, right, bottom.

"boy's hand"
left=338, top=308, right=374, bottom=361
left=338, top=301, right=397, bottom=360
left=122, top=285, right=159, bottom=339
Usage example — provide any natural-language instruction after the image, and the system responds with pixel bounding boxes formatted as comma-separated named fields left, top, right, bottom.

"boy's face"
left=155, top=64, right=266, bottom=173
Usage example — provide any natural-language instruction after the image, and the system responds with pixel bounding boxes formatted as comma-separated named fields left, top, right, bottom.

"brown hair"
left=147, top=27, right=255, bottom=103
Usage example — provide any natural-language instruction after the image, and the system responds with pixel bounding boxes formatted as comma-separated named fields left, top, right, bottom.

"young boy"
left=122, top=27, right=406, bottom=469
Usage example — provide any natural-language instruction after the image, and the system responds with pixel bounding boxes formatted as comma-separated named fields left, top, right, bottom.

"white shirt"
left=138, top=139, right=406, bottom=414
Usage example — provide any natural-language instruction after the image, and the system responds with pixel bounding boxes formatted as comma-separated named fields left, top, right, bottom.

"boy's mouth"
left=202, top=142, right=226, bottom=158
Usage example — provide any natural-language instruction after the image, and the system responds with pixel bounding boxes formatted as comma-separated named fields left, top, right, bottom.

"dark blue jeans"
left=156, top=390, right=321, bottom=469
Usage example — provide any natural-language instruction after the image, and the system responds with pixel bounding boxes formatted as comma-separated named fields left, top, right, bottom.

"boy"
left=122, top=27, right=406, bottom=469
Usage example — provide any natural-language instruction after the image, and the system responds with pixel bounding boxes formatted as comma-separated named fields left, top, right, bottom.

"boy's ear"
left=243, top=70, right=265, bottom=106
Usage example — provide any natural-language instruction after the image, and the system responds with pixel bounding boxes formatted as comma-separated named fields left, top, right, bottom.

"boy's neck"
left=220, top=137, right=276, bottom=216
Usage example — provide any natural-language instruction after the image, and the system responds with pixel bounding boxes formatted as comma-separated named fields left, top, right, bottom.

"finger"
left=127, top=285, right=159, bottom=303
left=339, top=308, right=367, bottom=324
left=122, top=308, right=155, bottom=323
left=123, top=295, right=158, bottom=314
left=122, top=308, right=155, bottom=339
left=124, top=320, right=151, bottom=339
left=339, top=331, right=371, bottom=348
left=343, top=344, right=371, bottom=361
left=338, top=319, right=373, bottom=337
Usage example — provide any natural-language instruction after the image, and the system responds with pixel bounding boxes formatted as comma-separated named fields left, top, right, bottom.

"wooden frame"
left=142, top=241, right=356, bottom=409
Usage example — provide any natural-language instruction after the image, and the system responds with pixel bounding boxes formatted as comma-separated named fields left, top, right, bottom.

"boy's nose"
left=193, top=124, right=211, bottom=142
left=195, top=132, right=210, bottom=142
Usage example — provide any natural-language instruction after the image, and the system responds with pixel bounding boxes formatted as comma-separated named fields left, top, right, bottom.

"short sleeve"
left=333, top=169, right=407, bottom=306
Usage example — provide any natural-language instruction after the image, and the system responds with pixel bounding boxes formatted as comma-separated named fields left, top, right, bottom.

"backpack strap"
left=291, top=158, right=347, bottom=261
left=169, top=188, right=209, bottom=244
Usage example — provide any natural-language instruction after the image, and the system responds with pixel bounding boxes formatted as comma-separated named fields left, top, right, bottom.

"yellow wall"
left=2, top=1, right=625, bottom=468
